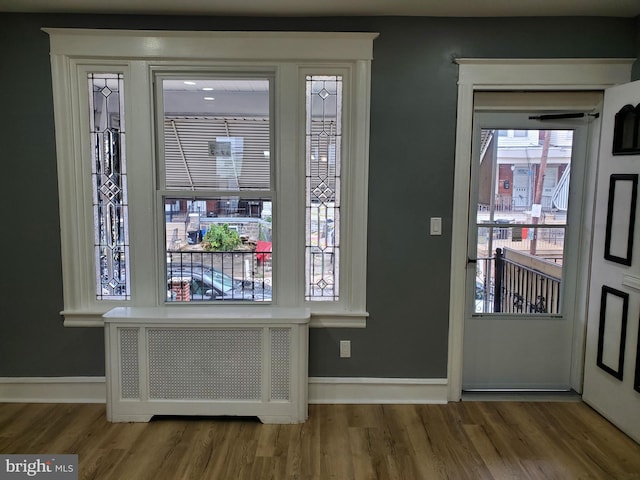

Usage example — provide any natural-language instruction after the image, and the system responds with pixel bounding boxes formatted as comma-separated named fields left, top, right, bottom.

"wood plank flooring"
left=0, top=402, right=639, bottom=479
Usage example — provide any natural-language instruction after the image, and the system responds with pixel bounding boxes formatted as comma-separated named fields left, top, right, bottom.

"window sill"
left=62, top=308, right=367, bottom=328
left=309, top=311, right=368, bottom=328
left=61, top=310, right=110, bottom=327
left=103, top=306, right=310, bottom=324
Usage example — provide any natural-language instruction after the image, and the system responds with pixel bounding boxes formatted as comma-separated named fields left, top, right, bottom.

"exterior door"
left=583, top=80, right=640, bottom=443
left=463, top=111, right=593, bottom=390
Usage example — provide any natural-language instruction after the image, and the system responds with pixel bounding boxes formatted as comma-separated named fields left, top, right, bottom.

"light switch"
left=430, top=217, right=442, bottom=235
left=340, top=340, right=351, bottom=358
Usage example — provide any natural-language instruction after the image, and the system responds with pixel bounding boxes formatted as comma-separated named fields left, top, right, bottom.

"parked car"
left=167, top=266, right=272, bottom=302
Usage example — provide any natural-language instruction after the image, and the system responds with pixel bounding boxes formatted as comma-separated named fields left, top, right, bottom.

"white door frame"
left=447, top=58, right=635, bottom=401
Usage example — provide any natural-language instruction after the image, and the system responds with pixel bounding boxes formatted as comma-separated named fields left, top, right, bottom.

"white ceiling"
left=2, top=0, right=640, bottom=17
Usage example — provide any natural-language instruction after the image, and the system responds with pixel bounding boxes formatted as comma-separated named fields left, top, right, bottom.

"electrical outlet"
left=339, top=340, right=351, bottom=358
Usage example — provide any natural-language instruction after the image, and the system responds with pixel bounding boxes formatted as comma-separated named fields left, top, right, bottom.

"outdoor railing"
left=166, top=249, right=272, bottom=302
left=494, top=247, right=562, bottom=314
left=475, top=256, right=495, bottom=313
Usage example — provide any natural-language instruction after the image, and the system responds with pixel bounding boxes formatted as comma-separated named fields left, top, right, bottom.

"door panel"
left=583, top=80, right=640, bottom=443
left=464, top=320, right=572, bottom=389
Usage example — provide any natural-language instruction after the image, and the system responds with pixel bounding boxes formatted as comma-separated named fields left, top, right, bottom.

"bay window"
left=46, top=29, right=375, bottom=327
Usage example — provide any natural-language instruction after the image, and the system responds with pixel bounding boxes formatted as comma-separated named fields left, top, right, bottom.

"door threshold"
left=462, top=389, right=581, bottom=402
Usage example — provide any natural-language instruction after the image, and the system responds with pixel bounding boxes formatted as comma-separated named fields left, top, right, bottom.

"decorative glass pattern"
left=305, top=75, right=342, bottom=301
left=89, top=73, right=130, bottom=300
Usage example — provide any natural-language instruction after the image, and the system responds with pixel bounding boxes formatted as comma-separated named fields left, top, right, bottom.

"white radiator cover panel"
left=104, top=307, right=310, bottom=424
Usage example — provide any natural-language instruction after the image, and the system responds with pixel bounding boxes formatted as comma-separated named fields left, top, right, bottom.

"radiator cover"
left=104, top=307, right=309, bottom=423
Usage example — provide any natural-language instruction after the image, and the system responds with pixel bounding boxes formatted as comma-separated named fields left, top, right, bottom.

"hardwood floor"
left=1, top=402, right=639, bottom=479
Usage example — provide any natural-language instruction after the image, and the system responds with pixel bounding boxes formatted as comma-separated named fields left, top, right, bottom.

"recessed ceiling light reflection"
left=202, top=87, right=214, bottom=91
left=183, top=81, right=196, bottom=85
left=204, top=97, right=215, bottom=101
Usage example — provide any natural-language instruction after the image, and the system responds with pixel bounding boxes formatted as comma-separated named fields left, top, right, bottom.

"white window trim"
left=448, top=58, right=634, bottom=401
left=45, top=28, right=377, bottom=328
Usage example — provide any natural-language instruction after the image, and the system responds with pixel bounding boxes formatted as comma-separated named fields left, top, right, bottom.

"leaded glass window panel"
left=305, top=75, right=342, bottom=301
left=89, top=73, right=130, bottom=300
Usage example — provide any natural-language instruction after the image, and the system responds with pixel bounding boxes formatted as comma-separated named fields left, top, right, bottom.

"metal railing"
left=493, top=248, right=561, bottom=314
left=166, top=250, right=272, bottom=302
left=475, top=257, right=495, bottom=314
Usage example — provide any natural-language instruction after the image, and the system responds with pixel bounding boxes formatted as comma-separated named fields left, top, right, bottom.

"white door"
left=463, top=110, right=594, bottom=391
left=583, top=80, right=640, bottom=443
left=512, top=167, right=532, bottom=209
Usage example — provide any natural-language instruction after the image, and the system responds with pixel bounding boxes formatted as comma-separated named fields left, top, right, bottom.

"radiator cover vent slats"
left=119, top=328, right=140, bottom=399
left=271, top=328, right=291, bottom=400
left=104, top=307, right=309, bottom=424
left=148, top=328, right=262, bottom=400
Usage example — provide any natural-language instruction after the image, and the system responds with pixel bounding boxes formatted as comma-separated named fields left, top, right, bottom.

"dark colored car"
left=167, top=266, right=272, bottom=302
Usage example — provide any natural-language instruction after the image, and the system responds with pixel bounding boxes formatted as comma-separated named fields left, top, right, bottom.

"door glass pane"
left=475, top=129, right=571, bottom=314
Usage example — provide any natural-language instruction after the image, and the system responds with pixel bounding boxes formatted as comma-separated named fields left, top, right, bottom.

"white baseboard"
left=308, top=377, right=449, bottom=404
left=0, top=377, right=106, bottom=403
left=0, top=376, right=449, bottom=405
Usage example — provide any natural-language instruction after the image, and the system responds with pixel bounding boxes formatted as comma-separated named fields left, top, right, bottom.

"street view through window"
left=475, top=129, right=573, bottom=314
left=161, top=78, right=273, bottom=302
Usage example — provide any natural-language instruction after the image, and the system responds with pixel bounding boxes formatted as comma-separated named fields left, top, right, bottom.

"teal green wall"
left=0, top=14, right=636, bottom=378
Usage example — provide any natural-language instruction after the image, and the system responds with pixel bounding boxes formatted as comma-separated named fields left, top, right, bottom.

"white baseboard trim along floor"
left=0, top=376, right=449, bottom=405
left=0, top=377, right=107, bottom=403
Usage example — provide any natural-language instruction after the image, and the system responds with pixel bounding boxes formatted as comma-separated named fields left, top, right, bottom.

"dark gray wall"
left=0, top=14, right=636, bottom=378
left=635, top=15, right=640, bottom=80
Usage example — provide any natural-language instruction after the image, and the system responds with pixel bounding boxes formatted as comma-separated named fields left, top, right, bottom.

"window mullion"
left=275, top=63, right=304, bottom=307
left=126, top=60, right=157, bottom=306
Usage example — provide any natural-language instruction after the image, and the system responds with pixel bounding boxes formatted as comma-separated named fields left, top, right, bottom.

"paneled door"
left=583, top=80, right=640, bottom=444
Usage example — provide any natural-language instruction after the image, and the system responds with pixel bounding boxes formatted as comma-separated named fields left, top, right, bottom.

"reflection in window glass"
left=161, top=78, right=271, bottom=191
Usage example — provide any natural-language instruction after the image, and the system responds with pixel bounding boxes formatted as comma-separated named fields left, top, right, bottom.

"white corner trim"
left=0, top=377, right=106, bottom=403
left=308, top=377, right=448, bottom=404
